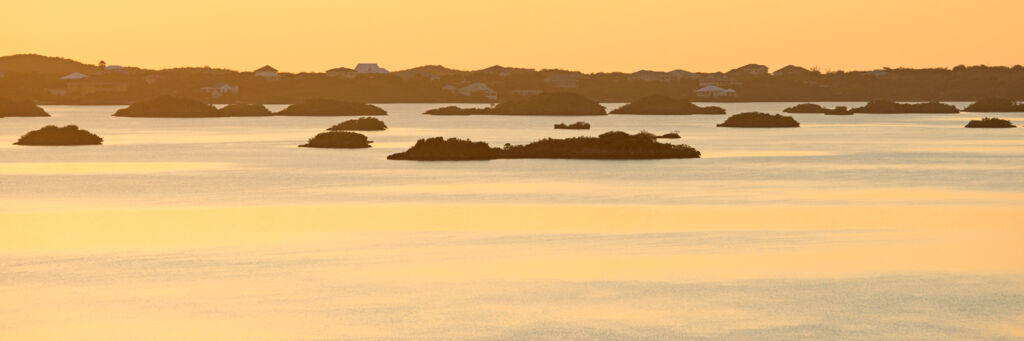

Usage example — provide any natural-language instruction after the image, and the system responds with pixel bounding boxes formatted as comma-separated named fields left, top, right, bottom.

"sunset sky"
left=2, top=0, right=1022, bottom=73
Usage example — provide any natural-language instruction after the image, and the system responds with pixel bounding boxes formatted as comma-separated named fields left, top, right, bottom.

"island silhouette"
left=327, top=117, right=388, bottom=131
left=965, top=117, right=1016, bottom=128
left=964, top=98, right=1024, bottom=112
left=14, top=125, right=102, bottom=145
left=0, top=97, right=49, bottom=117
left=299, top=131, right=372, bottom=148
left=387, top=131, right=700, bottom=160
left=422, top=92, right=606, bottom=116
left=610, top=95, right=725, bottom=115
left=717, top=112, right=800, bottom=127
left=851, top=100, right=959, bottom=114
left=554, top=122, right=590, bottom=130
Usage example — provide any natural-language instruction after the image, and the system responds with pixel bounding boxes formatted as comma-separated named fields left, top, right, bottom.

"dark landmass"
left=657, top=132, right=681, bottom=139
left=422, top=106, right=490, bottom=115
left=965, top=117, right=1016, bottom=128
left=851, top=100, right=959, bottom=114
left=609, top=95, right=725, bottom=115
left=824, top=106, right=853, bottom=115
left=328, top=117, right=388, bottom=131
left=277, top=99, right=386, bottom=116
left=113, top=96, right=220, bottom=117
left=386, top=137, right=497, bottom=160
left=387, top=131, right=700, bottom=160
left=490, top=92, right=605, bottom=116
left=554, top=122, right=590, bottom=129
left=717, top=112, right=800, bottom=128
left=4, top=54, right=1024, bottom=104
left=299, top=131, right=372, bottom=148
left=782, top=103, right=828, bottom=113
left=0, top=97, right=49, bottom=117
left=217, top=103, right=272, bottom=116
left=14, top=125, right=102, bottom=145
left=422, top=92, right=605, bottom=116
left=963, top=98, right=1024, bottom=112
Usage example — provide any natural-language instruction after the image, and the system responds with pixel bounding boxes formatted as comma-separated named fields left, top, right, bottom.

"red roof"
left=255, top=65, right=277, bottom=72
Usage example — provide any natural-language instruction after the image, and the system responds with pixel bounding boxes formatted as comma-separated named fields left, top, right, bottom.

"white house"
left=200, top=83, right=239, bottom=98
left=694, top=85, right=737, bottom=98
left=355, top=63, right=389, bottom=74
left=61, top=72, right=89, bottom=80
left=254, top=65, right=279, bottom=78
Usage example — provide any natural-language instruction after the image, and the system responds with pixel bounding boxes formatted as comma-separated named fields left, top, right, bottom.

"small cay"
left=14, top=125, right=102, bottom=146
left=422, top=92, right=606, bottom=116
left=277, top=99, right=387, bottom=116
left=851, top=100, right=959, bottom=114
left=717, top=112, right=800, bottom=128
left=328, top=117, right=388, bottom=131
left=965, top=117, right=1016, bottom=128
left=113, top=96, right=220, bottom=117
left=554, top=122, right=590, bottom=130
left=610, top=95, right=725, bottom=115
left=300, top=131, right=372, bottom=148
left=964, top=98, right=1024, bottom=112
left=388, top=131, right=700, bottom=160
left=0, top=97, right=50, bottom=117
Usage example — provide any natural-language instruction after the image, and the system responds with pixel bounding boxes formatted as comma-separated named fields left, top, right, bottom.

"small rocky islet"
left=717, top=112, right=800, bottom=128
left=14, top=125, right=103, bottom=146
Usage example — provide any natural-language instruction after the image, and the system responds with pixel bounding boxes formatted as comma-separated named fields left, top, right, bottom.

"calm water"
left=0, top=102, right=1022, bottom=209
left=2, top=102, right=1023, bottom=340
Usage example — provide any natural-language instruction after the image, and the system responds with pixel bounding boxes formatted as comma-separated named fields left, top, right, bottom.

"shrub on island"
left=299, top=131, right=372, bottom=148
left=965, top=117, right=1016, bottom=128
left=963, top=98, right=1024, bottom=112
left=113, top=96, right=220, bottom=117
left=851, top=100, right=959, bottom=114
left=277, top=99, right=386, bottom=116
left=0, top=97, right=49, bottom=117
left=422, top=92, right=606, bottom=116
left=328, top=117, right=388, bottom=131
left=610, top=95, right=725, bottom=115
left=218, top=103, right=272, bottom=116
left=782, top=103, right=828, bottom=113
left=14, top=125, right=102, bottom=145
left=387, top=131, right=700, bottom=160
left=554, top=122, right=590, bottom=129
left=717, top=112, right=800, bottom=128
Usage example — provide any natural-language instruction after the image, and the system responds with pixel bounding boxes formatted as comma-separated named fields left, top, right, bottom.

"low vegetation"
left=610, top=95, right=725, bottom=115
left=965, top=117, right=1016, bottom=128
left=14, top=125, right=102, bottom=145
left=423, top=92, right=606, bottom=116
left=299, top=131, right=372, bottom=148
left=554, top=122, right=590, bottom=129
left=328, top=117, right=388, bottom=131
left=0, top=97, right=49, bottom=117
left=851, top=100, right=959, bottom=114
left=963, top=98, right=1024, bottom=112
left=277, top=99, right=387, bottom=116
left=388, top=131, right=700, bottom=160
left=717, top=112, right=800, bottom=127
left=217, top=103, right=272, bottom=116
left=113, top=96, right=220, bottom=117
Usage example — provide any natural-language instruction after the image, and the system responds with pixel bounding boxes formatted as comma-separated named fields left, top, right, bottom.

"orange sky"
left=2, top=0, right=1022, bottom=73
